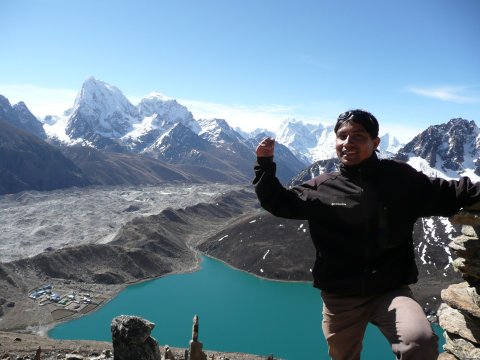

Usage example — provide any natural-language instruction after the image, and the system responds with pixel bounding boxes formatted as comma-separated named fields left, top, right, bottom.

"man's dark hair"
left=334, top=109, right=379, bottom=139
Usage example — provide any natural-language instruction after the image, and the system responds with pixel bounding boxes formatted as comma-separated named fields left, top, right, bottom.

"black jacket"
left=253, top=153, right=480, bottom=296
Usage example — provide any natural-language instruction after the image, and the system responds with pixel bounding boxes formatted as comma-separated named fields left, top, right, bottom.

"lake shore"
left=0, top=256, right=269, bottom=360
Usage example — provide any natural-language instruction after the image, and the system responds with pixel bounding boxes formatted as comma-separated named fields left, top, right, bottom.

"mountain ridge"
left=1, top=77, right=479, bottom=194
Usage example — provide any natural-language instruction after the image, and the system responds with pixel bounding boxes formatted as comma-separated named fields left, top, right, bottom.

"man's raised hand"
left=256, top=137, right=275, bottom=157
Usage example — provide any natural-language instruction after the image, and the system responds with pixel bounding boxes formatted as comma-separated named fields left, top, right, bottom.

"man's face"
left=335, top=121, right=380, bottom=166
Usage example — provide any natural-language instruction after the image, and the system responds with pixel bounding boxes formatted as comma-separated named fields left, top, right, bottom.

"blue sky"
left=1, top=0, right=479, bottom=142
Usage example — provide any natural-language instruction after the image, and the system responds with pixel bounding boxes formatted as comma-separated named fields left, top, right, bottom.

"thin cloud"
left=0, top=84, right=77, bottom=118
left=408, top=85, right=479, bottom=103
left=380, top=123, right=423, bottom=144
left=178, top=98, right=303, bottom=132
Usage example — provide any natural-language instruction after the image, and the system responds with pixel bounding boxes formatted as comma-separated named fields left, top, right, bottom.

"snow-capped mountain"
left=66, top=77, right=139, bottom=141
left=396, top=118, right=480, bottom=181
left=198, top=118, right=249, bottom=146
left=137, top=93, right=200, bottom=133
left=273, top=118, right=402, bottom=164
left=12, top=76, right=478, bottom=188
left=143, top=122, right=211, bottom=163
left=275, top=118, right=320, bottom=163
left=38, top=78, right=305, bottom=183
left=236, top=127, right=275, bottom=140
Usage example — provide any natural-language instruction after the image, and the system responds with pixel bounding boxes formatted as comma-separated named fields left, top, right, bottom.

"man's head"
left=334, top=109, right=380, bottom=166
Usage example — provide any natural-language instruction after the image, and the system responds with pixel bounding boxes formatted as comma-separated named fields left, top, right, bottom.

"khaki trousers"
left=321, top=287, right=438, bottom=360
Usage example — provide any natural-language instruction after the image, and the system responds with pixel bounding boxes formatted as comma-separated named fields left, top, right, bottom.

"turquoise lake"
left=49, top=256, right=445, bottom=359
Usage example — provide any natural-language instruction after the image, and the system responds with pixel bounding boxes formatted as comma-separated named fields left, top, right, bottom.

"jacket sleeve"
left=253, top=156, right=314, bottom=220
left=410, top=167, right=480, bottom=217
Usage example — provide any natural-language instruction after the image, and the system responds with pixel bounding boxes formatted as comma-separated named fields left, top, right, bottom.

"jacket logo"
left=331, top=202, right=347, bottom=206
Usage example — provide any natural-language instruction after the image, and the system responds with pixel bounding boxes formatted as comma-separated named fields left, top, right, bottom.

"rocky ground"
left=0, top=330, right=268, bottom=359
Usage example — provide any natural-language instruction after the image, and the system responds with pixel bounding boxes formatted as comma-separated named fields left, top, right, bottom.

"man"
left=253, top=109, right=480, bottom=360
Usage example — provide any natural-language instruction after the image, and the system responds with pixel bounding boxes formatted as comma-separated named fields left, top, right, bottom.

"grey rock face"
left=111, top=315, right=161, bottom=360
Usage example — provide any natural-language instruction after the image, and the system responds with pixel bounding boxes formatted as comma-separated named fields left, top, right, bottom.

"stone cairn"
left=185, top=315, right=207, bottom=360
left=438, top=202, right=480, bottom=360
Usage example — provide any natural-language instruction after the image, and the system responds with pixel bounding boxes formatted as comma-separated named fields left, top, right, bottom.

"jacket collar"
left=339, top=152, right=380, bottom=179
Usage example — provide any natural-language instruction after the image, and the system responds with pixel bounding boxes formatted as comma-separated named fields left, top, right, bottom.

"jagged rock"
left=448, top=234, right=480, bottom=258
left=111, top=315, right=161, bottom=360
left=441, top=282, right=480, bottom=318
left=443, top=332, right=480, bottom=359
left=438, top=303, right=480, bottom=344
left=461, top=225, right=480, bottom=238
left=452, top=258, right=480, bottom=280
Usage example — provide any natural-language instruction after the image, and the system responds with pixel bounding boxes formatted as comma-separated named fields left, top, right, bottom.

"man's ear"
left=373, top=137, right=380, bottom=151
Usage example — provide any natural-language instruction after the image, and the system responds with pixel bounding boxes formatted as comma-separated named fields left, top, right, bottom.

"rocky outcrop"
left=437, top=203, right=480, bottom=359
left=111, top=315, right=161, bottom=360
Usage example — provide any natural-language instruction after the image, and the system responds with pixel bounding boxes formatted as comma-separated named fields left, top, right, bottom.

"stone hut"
left=438, top=203, right=480, bottom=359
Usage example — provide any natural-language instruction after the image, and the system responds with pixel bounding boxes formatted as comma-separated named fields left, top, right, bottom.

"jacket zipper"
left=359, top=168, right=370, bottom=296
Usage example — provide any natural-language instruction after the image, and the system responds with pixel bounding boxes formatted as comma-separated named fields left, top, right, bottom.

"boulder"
left=443, top=332, right=480, bottom=359
left=452, top=258, right=480, bottom=280
left=441, top=282, right=480, bottom=318
left=111, top=315, right=161, bottom=360
left=438, top=303, right=480, bottom=344
left=449, top=234, right=480, bottom=258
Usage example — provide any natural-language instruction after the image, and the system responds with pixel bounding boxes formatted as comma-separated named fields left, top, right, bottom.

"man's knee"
left=393, top=329, right=438, bottom=359
left=404, top=323, right=438, bottom=345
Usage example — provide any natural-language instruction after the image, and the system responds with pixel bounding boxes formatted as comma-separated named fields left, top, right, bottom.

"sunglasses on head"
left=337, top=110, right=374, bottom=122
left=336, top=110, right=379, bottom=138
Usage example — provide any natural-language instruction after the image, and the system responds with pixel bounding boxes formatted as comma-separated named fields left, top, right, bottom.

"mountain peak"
left=66, top=78, right=139, bottom=139
left=75, top=77, right=132, bottom=110
left=197, top=118, right=246, bottom=146
left=398, top=118, right=479, bottom=179
left=142, top=92, right=171, bottom=102
left=137, top=94, right=199, bottom=133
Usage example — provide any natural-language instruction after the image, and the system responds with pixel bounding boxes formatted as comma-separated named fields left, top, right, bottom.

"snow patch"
left=263, top=249, right=270, bottom=260
left=218, top=235, right=229, bottom=242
